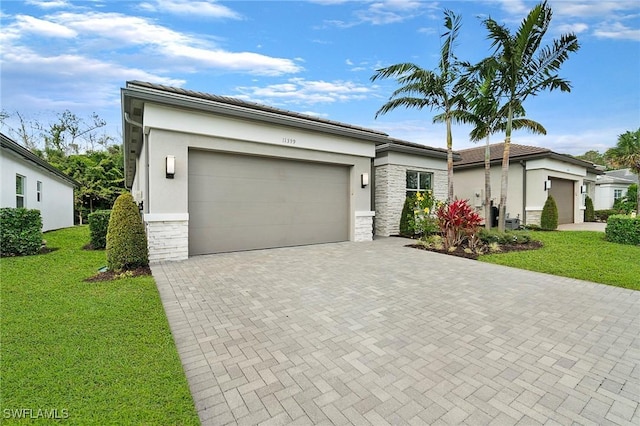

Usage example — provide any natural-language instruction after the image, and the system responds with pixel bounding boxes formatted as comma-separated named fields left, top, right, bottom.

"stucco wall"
left=594, top=183, right=629, bottom=210
left=1, top=148, right=74, bottom=231
left=374, top=151, right=447, bottom=236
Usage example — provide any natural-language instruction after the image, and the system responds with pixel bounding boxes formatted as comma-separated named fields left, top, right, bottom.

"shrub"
left=605, top=215, right=640, bottom=245
left=479, top=229, right=532, bottom=245
left=106, top=193, right=148, bottom=271
left=0, top=208, right=43, bottom=256
left=88, top=210, right=111, bottom=249
left=595, top=209, right=620, bottom=222
left=540, top=196, right=558, bottom=231
left=399, top=195, right=413, bottom=236
left=613, top=184, right=638, bottom=214
left=584, top=196, right=595, bottom=222
left=436, top=199, right=482, bottom=250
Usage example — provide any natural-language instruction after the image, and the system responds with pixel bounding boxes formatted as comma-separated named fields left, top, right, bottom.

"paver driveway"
left=152, top=237, right=639, bottom=425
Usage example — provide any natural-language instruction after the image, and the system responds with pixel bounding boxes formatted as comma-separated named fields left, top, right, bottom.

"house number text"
left=282, top=137, right=296, bottom=145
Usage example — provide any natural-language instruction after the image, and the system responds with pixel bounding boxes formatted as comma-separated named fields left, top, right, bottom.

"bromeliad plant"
left=436, top=199, right=483, bottom=250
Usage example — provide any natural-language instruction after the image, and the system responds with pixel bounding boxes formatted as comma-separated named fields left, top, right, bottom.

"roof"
left=122, top=80, right=392, bottom=187
left=0, top=133, right=79, bottom=187
left=454, top=142, right=601, bottom=173
left=377, top=138, right=461, bottom=161
left=603, top=168, right=639, bottom=185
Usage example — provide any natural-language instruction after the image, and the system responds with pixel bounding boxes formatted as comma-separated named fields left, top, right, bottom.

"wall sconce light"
left=580, top=184, right=587, bottom=194
left=361, top=172, right=369, bottom=188
left=166, top=155, right=175, bottom=179
left=544, top=179, right=551, bottom=191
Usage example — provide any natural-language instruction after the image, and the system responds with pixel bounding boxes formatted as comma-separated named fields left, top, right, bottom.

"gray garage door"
left=549, top=177, right=574, bottom=224
left=188, top=150, right=349, bottom=255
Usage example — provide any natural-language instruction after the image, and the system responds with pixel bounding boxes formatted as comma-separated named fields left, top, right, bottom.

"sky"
left=1, top=0, right=639, bottom=156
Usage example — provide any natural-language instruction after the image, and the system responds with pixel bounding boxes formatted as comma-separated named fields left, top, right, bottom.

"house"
left=453, top=143, right=601, bottom=226
left=1, top=133, right=77, bottom=231
left=374, top=138, right=459, bottom=236
left=594, top=168, right=638, bottom=210
left=121, top=81, right=451, bottom=262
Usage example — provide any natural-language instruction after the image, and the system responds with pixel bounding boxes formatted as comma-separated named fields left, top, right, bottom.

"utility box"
left=505, top=218, right=520, bottom=230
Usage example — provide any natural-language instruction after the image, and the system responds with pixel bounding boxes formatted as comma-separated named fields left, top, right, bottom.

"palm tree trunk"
left=446, top=116, right=454, bottom=201
left=498, top=104, right=513, bottom=232
left=484, top=134, right=491, bottom=229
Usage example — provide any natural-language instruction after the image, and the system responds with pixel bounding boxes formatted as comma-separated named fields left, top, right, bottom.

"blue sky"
left=1, top=0, right=639, bottom=155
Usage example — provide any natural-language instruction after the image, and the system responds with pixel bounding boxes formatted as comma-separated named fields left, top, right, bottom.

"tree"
left=606, top=128, right=640, bottom=213
left=482, top=1, right=579, bottom=231
left=461, top=65, right=546, bottom=228
left=576, top=150, right=607, bottom=167
left=371, top=10, right=468, bottom=201
left=540, top=195, right=558, bottom=230
left=106, top=193, right=148, bottom=271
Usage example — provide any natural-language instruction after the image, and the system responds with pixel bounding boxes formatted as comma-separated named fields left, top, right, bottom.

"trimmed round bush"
left=540, top=196, right=558, bottom=231
left=106, top=193, right=148, bottom=271
left=88, top=210, right=111, bottom=249
left=0, top=208, right=43, bottom=256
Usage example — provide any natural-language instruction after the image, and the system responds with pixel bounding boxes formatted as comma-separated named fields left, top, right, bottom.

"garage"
left=188, top=150, right=350, bottom=255
left=549, top=177, right=574, bottom=224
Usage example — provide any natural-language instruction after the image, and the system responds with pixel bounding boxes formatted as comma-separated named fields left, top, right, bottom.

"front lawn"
left=480, top=230, right=640, bottom=290
left=0, top=226, right=199, bottom=424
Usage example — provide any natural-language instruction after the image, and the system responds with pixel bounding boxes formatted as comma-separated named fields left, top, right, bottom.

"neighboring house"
left=1, top=133, right=77, bottom=231
left=121, top=81, right=451, bottom=262
left=453, top=143, right=601, bottom=226
left=594, top=168, right=638, bottom=210
left=374, top=138, right=457, bottom=236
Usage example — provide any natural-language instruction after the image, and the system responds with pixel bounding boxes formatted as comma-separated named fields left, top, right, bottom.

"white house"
left=121, top=81, right=451, bottom=262
left=1, top=133, right=77, bottom=231
left=453, top=143, right=601, bottom=226
left=594, top=169, right=638, bottom=210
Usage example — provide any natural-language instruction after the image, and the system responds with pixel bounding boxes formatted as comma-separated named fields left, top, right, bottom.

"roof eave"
left=377, top=142, right=461, bottom=161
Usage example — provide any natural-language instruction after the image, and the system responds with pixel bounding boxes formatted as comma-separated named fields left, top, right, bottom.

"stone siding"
left=354, top=211, right=375, bottom=241
left=526, top=210, right=542, bottom=227
left=375, top=164, right=447, bottom=236
left=146, top=220, right=189, bottom=263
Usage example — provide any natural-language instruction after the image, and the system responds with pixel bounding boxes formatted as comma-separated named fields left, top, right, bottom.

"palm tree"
left=483, top=1, right=579, bottom=231
left=462, top=65, right=546, bottom=228
left=606, top=128, right=640, bottom=212
left=371, top=10, right=467, bottom=201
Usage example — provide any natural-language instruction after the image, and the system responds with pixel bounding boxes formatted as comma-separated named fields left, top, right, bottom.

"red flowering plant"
left=436, top=199, right=483, bottom=250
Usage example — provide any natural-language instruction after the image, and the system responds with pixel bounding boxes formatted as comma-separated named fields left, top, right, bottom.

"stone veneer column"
left=355, top=211, right=375, bottom=241
left=143, top=213, right=189, bottom=262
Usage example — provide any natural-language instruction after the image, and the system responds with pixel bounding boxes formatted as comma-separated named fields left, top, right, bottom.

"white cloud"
left=235, top=78, right=375, bottom=106
left=14, top=15, right=77, bottom=38
left=552, top=1, right=639, bottom=18
left=6, top=11, right=302, bottom=76
left=138, top=0, right=242, bottom=19
left=555, top=22, right=589, bottom=34
left=24, top=0, right=71, bottom=9
left=322, top=0, right=434, bottom=28
left=594, top=22, right=640, bottom=41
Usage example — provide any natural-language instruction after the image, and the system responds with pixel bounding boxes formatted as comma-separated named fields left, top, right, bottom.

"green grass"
left=480, top=231, right=640, bottom=291
left=0, top=226, right=199, bottom=425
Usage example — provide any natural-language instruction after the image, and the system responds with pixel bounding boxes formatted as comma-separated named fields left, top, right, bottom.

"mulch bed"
left=84, top=266, right=152, bottom=283
left=407, top=241, right=544, bottom=260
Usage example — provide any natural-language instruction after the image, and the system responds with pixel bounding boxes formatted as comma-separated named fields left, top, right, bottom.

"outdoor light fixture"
left=580, top=184, right=587, bottom=194
left=361, top=172, right=369, bottom=188
left=166, top=155, right=175, bottom=179
left=544, top=180, right=552, bottom=191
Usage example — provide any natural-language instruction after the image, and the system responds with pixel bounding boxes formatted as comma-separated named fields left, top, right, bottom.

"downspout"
left=520, top=160, right=526, bottom=225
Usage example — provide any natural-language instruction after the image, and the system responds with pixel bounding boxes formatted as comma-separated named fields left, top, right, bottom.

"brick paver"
left=152, top=237, right=639, bottom=425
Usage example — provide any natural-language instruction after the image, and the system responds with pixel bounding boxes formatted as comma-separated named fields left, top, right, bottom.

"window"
left=16, top=174, right=25, bottom=208
left=614, top=189, right=623, bottom=201
left=406, top=170, right=433, bottom=197
left=37, top=181, right=42, bottom=202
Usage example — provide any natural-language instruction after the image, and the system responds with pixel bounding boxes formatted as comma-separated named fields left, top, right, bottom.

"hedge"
left=88, top=210, right=111, bottom=249
left=0, top=208, right=43, bottom=256
left=605, top=215, right=640, bottom=246
left=540, top=196, right=558, bottom=231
